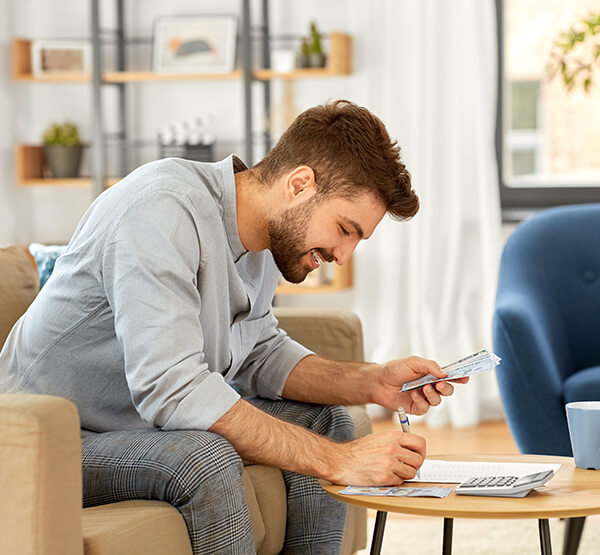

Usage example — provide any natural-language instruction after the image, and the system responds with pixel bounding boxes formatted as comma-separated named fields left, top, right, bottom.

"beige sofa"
left=0, top=246, right=370, bottom=555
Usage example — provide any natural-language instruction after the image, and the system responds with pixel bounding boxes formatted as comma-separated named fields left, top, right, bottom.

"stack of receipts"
left=339, top=486, right=451, bottom=498
left=401, top=349, right=501, bottom=392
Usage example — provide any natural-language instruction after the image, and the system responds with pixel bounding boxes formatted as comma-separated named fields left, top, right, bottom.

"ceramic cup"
left=566, top=401, right=600, bottom=470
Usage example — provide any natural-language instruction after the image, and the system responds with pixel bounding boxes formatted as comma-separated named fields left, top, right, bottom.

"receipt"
left=401, top=350, right=501, bottom=392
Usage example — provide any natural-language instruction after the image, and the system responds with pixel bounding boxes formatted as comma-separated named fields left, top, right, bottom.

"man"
left=0, top=100, right=464, bottom=554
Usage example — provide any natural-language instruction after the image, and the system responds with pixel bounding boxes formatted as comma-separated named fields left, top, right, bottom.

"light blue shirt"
left=0, top=156, right=312, bottom=431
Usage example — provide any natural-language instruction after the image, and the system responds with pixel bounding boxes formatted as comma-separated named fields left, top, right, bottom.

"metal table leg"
left=442, top=517, right=454, bottom=555
left=370, top=511, right=387, bottom=555
left=563, top=517, right=585, bottom=555
left=539, top=518, right=553, bottom=555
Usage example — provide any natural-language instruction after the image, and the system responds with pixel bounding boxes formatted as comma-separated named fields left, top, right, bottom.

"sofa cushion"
left=244, top=465, right=287, bottom=555
left=82, top=500, right=193, bottom=555
left=0, top=246, right=39, bottom=348
left=29, top=242, right=67, bottom=288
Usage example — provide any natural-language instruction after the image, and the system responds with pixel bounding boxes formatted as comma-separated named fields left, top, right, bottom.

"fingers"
left=396, top=430, right=426, bottom=460
left=399, top=356, right=447, bottom=380
left=339, top=431, right=425, bottom=485
left=412, top=356, right=446, bottom=379
left=433, top=381, right=453, bottom=396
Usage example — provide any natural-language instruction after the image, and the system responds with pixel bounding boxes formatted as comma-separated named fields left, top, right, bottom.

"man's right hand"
left=211, top=399, right=425, bottom=487
left=326, top=430, right=426, bottom=486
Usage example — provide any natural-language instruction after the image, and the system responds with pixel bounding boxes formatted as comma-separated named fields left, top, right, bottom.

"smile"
left=310, top=249, right=326, bottom=269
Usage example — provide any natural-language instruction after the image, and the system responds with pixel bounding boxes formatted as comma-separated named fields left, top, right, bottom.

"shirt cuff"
left=162, top=372, right=241, bottom=430
left=256, top=339, right=314, bottom=399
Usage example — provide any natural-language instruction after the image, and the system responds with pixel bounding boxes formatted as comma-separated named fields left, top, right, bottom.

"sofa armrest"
left=0, top=394, right=83, bottom=555
left=0, top=246, right=40, bottom=348
left=273, top=307, right=364, bottom=362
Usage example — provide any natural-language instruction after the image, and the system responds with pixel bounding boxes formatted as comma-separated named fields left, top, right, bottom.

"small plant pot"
left=44, top=145, right=83, bottom=178
left=297, top=53, right=311, bottom=69
left=309, top=53, right=326, bottom=68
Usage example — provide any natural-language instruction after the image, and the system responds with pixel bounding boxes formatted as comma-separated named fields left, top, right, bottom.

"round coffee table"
left=323, top=454, right=600, bottom=555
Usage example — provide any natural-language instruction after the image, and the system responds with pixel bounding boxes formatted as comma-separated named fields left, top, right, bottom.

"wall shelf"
left=12, top=4, right=354, bottom=294
left=16, top=144, right=119, bottom=188
left=13, top=32, right=352, bottom=84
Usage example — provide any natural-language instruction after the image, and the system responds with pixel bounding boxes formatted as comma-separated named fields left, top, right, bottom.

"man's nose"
left=333, top=238, right=359, bottom=266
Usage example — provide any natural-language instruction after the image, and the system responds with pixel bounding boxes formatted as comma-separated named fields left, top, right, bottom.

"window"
left=496, top=0, right=600, bottom=219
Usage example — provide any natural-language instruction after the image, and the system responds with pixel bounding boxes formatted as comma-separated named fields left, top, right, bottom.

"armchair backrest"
left=497, top=204, right=600, bottom=375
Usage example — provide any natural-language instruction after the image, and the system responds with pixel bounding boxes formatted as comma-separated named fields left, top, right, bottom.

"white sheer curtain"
left=353, top=0, right=504, bottom=427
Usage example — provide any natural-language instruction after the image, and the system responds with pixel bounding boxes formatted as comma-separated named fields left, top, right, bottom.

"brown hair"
left=253, top=99, right=419, bottom=220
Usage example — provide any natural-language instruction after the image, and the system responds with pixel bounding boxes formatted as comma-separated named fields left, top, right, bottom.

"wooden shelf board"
left=18, top=177, right=93, bottom=187
left=17, top=177, right=120, bottom=188
left=16, top=69, right=348, bottom=83
left=103, top=70, right=243, bottom=82
left=15, top=73, right=91, bottom=83
left=275, top=283, right=352, bottom=295
left=253, top=68, right=342, bottom=80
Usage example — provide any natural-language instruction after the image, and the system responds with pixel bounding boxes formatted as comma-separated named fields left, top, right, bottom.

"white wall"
left=1, top=1, right=513, bottom=313
left=1, top=0, right=368, bottom=247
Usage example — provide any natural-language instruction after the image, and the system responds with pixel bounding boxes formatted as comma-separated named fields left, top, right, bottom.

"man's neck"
left=234, top=169, right=271, bottom=252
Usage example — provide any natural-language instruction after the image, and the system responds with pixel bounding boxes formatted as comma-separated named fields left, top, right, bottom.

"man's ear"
left=285, top=166, right=316, bottom=202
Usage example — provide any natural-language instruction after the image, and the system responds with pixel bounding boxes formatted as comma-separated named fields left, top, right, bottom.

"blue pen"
left=397, top=406, right=421, bottom=480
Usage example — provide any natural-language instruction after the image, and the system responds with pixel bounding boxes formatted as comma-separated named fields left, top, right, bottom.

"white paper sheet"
left=406, top=460, right=561, bottom=484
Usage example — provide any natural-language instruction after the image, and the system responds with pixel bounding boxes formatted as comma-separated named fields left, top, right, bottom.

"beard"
left=267, top=197, right=319, bottom=283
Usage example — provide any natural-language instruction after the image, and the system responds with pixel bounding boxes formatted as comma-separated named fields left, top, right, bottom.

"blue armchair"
left=493, top=204, right=600, bottom=555
left=493, top=204, right=600, bottom=456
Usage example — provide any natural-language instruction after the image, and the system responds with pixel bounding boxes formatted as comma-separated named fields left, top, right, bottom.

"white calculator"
left=454, top=470, right=555, bottom=498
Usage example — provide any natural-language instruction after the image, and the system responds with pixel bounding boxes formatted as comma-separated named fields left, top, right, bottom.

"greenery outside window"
left=496, top=0, right=600, bottom=220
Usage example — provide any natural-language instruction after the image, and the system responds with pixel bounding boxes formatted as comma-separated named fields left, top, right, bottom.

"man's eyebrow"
left=341, top=217, right=365, bottom=239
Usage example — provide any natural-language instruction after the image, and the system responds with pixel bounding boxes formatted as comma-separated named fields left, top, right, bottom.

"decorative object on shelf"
left=271, top=49, right=296, bottom=73
left=158, top=115, right=215, bottom=162
left=297, top=21, right=327, bottom=69
left=548, top=11, right=600, bottom=93
left=30, top=39, right=91, bottom=76
left=152, top=15, right=237, bottom=74
left=41, top=121, right=83, bottom=178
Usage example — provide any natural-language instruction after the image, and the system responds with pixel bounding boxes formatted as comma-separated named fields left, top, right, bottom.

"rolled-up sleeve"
left=233, top=310, right=313, bottom=399
left=102, top=189, right=240, bottom=430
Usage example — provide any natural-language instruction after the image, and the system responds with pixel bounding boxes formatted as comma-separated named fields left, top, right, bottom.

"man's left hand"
left=370, top=356, right=469, bottom=415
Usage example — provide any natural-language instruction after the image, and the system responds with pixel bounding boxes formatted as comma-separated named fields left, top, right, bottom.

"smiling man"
left=0, top=100, right=464, bottom=554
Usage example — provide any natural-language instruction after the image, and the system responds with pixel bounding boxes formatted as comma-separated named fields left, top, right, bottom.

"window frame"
left=495, top=0, right=600, bottom=221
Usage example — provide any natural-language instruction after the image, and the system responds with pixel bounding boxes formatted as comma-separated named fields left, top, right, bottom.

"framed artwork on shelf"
left=152, top=15, right=237, bottom=74
left=30, top=40, right=91, bottom=76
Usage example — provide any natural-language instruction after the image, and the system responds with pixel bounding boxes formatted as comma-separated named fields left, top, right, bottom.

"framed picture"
left=31, top=40, right=91, bottom=76
left=152, top=15, right=237, bottom=74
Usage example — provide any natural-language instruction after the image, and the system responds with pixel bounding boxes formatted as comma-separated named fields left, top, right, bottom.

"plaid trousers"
left=81, top=398, right=355, bottom=555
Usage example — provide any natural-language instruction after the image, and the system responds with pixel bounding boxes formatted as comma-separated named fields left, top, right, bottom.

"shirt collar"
left=219, top=154, right=248, bottom=261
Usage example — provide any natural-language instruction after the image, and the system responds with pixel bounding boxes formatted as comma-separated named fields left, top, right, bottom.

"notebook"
left=406, top=460, right=561, bottom=484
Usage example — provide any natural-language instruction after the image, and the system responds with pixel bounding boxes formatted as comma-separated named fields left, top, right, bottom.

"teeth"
left=311, top=250, right=320, bottom=266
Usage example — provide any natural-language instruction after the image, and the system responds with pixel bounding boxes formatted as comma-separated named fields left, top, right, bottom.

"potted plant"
left=42, top=121, right=83, bottom=178
left=297, top=21, right=327, bottom=69
left=308, top=21, right=326, bottom=68
left=298, top=37, right=312, bottom=69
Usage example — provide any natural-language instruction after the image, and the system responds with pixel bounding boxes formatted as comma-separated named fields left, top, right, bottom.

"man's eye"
left=340, top=226, right=350, bottom=236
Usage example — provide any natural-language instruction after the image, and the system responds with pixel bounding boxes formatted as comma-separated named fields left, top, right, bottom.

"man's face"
left=268, top=191, right=386, bottom=283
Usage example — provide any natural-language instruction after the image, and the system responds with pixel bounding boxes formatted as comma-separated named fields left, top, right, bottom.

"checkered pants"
left=81, top=399, right=355, bottom=554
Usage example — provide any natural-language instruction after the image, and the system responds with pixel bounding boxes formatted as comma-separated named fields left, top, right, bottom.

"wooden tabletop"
left=322, top=454, right=600, bottom=519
